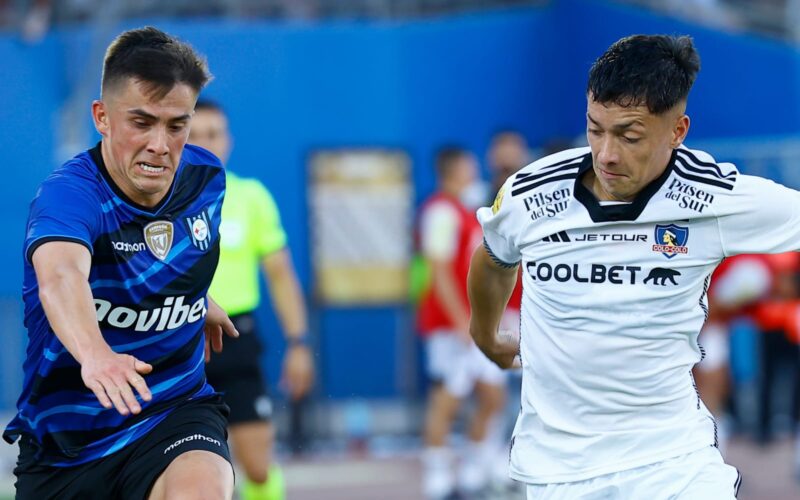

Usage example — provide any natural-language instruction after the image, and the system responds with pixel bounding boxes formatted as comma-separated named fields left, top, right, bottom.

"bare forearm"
left=263, top=250, right=308, bottom=339
left=467, top=246, right=519, bottom=367
left=38, top=268, right=109, bottom=364
left=431, top=264, right=470, bottom=329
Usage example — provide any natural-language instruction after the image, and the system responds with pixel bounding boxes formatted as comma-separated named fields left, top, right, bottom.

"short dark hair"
left=587, top=34, right=700, bottom=115
left=435, top=146, right=470, bottom=179
left=102, top=26, right=211, bottom=100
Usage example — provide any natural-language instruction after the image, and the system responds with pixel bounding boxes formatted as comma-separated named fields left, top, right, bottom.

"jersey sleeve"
left=250, top=181, right=288, bottom=257
left=419, top=200, right=461, bottom=260
left=477, top=180, right=522, bottom=266
left=717, top=175, right=800, bottom=256
left=25, top=175, right=100, bottom=264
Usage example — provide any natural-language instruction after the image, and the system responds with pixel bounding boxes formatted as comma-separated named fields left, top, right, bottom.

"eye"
left=170, top=123, right=187, bottom=133
left=588, top=129, right=603, bottom=137
left=132, top=120, right=149, bottom=128
left=623, top=136, right=641, bottom=144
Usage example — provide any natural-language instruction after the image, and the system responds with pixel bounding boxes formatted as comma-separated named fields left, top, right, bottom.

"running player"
left=417, top=147, right=507, bottom=499
left=4, top=27, right=239, bottom=499
left=189, top=100, right=313, bottom=500
left=468, top=34, right=800, bottom=498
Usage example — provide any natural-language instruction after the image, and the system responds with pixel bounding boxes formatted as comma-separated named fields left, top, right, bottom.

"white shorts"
left=526, top=446, right=740, bottom=500
left=425, top=330, right=506, bottom=398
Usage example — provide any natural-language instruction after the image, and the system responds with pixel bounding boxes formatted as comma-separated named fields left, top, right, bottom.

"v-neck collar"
left=574, top=150, right=676, bottom=222
left=89, top=142, right=179, bottom=215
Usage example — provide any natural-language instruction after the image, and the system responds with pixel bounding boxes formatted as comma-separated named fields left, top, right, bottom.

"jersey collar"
left=574, top=150, right=676, bottom=222
left=89, top=142, right=178, bottom=215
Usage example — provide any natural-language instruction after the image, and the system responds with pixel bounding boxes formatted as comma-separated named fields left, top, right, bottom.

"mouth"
left=136, top=161, right=167, bottom=175
left=598, top=167, right=625, bottom=180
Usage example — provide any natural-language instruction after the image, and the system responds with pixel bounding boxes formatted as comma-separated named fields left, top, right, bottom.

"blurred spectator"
left=487, top=130, right=530, bottom=195
left=417, top=147, right=507, bottom=499
left=190, top=100, right=314, bottom=500
left=695, top=254, right=773, bottom=455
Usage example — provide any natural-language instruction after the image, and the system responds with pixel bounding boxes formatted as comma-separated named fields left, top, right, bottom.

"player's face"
left=188, top=108, right=231, bottom=164
left=451, top=154, right=478, bottom=194
left=585, top=96, right=689, bottom=201
left=92, top=79, right=196, bottom=207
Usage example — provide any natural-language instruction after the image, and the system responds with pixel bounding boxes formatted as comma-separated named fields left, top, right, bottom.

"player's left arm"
left=262, top=248, right=314, bottom=400
left=203, top=294, right=240, bottom=362
left=468, top=244, right=520, bottom=369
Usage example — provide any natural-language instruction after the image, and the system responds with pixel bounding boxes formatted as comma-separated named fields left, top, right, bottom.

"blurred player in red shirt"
left=417, top=147, right=507, bottom=499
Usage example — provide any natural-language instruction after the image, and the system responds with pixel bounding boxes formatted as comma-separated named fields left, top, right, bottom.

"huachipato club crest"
left=143, top=220, right=174, bottom=260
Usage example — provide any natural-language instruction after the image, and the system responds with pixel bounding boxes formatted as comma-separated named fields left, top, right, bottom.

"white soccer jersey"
left=478, top=145, right=800, bottom=484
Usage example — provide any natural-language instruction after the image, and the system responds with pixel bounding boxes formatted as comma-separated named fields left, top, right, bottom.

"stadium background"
left=1, top=0, right=800, bottom=498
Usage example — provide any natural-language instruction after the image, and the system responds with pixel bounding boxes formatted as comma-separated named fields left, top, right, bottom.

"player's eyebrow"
left=128, top=108, right=192, bottom=122
left=587, top=113, right=643, bottom=132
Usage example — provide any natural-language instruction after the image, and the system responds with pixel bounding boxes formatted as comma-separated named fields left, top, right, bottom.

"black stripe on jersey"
left=511, top=153, right=585, bottom=187
left=27, top=236, right=93, bottom=264
left=149, top=240, right=220, bottom=299
left=734, top=470, right=742, bottom=497
left=511, top=172, right=580, bottom=197
left=162, top=164, right=224, bottom=216
left=676, top=149, right=736, bottom=180
left=709, top=415, right=719, bottom=448
left=673, top=160, right=735, bottom=191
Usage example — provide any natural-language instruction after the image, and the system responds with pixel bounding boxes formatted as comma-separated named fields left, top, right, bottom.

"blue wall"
left=2, top=1, right=800, bottom=404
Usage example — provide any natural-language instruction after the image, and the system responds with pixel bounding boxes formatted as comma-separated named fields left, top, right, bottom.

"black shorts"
left=205, top=312, right=273, bottom=425
left=14, top=395, right=231, bottom=500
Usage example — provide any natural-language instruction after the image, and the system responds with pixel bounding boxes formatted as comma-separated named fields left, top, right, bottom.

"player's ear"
left=670, top=114, right=690, bottom=149
left=92, top=100, right=110, bottom=137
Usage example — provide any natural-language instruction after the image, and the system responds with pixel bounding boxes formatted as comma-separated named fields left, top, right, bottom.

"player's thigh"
left=148, top=450, right=234, bottom=500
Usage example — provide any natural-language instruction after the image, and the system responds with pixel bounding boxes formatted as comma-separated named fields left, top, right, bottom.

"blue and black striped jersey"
left=3, top=143, right=225, bottom=466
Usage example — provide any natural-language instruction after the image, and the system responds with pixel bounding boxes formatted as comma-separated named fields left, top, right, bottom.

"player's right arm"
left=470, top=180, right=525, bottom=368
left=32, top=241, right=152, bottom=416
left=468, top=244, right=520, bottom=368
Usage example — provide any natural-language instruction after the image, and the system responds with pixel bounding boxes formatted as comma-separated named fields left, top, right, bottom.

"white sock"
left=458, top=440, right=493, bottom=493
left=423, top=447, right=454, bottom=499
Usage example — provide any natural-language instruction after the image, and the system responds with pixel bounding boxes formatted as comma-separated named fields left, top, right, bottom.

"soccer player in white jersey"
left=466, top=34, right=800, bottom=498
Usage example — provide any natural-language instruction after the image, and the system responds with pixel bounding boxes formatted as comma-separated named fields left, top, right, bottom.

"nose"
left=147, top=126, right=169, bottom=157
left=596, top=136, right=619, bottom=167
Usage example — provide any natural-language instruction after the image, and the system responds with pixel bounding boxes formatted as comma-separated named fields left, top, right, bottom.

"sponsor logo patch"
left=643, top=267, right=681, bottom=286
left=652, top=224, right=689, bottom=258
left=163, top=434, right=222, bottom=455
left=144, top=221, right=174, bottom=260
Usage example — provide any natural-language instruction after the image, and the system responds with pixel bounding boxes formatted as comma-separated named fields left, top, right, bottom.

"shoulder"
left=182, top=144, right=224, bottom=171
left=672, top=145, right=739, bottom=192
left=34, top=151, right=102, bottom=202
left=507, top=147, right=589, bottom=199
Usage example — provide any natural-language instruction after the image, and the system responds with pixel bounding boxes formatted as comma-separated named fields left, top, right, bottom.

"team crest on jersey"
left=652, top=224, right=689, bottom=259
left=492, top=186, right=506, bottom=214
left=144, top=221, right=174, bottom=260
left=185, top=209, right=211, bottom=251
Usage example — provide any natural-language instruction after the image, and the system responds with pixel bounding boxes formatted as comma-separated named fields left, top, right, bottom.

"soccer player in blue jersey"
left=3, top=27, right=240, bottom=499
